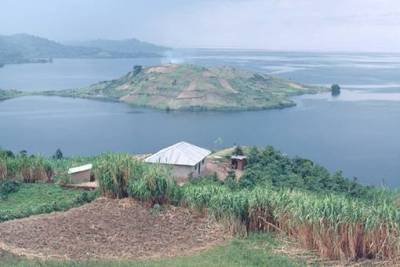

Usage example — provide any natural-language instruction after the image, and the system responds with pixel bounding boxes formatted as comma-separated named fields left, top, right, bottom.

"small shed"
left=231, top=155, right=247, bottom=171
left=145, top=142, right=211, bottom=180
left=68, top=164, right=93, bottom=184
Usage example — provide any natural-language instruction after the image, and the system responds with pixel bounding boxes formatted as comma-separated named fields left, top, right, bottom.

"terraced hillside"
left=49, top=64, right=326, bottom=111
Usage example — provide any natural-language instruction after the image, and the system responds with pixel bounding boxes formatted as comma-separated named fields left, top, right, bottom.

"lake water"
left=0, top=50, right=399, bottom=186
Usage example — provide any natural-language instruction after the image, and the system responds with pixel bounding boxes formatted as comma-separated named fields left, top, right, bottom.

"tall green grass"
left=94, top=153, right=180, bottom=204
left=180, top=183, right=400, bottom=260
left=0, top=154, right=51, bottom=182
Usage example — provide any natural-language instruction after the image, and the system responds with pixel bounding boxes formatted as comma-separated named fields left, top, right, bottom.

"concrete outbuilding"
left=231, top=155, right=247, bottom=171
left=68, top=164, right=93, bottom=184
left=145, top=142, right=211, bottom=180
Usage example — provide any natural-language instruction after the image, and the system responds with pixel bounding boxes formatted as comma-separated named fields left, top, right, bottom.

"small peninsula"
left=0, top=89, right=24, bottom=101
left=44, top=64, right=327, bottom=111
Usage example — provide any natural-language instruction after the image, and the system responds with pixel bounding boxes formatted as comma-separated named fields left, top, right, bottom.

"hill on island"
left=0, top=34, right=169, bottom=65
left=49, top=64, right=326, bottom=111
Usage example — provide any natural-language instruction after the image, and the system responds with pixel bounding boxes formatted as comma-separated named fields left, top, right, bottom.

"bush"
left=243, top=146, right=367, bottom=197
left=0, top=180, right=20, bottom=200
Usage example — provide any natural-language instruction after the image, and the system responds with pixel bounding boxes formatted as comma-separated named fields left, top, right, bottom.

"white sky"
left=1, top=0, right=400, bottom=52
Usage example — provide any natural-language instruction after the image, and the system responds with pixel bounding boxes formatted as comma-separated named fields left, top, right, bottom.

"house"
left=68, top=164, right=93, bottom=184
left=145, top=142, right=211, bottom=179
left=231, top=155, right=247, bottom=171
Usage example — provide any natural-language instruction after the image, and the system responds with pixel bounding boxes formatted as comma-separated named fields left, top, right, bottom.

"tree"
left=53, top=148, right=63, bottom=160
left=233, top=145, right=244, bottom=156
left=331, top=84, right=341, bottom=96
left=19, top=150, right=27, bottom=157
left=133, top=65, right=143, bottom=76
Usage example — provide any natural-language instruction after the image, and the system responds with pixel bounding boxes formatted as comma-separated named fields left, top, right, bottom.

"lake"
left=0, top=50, right=399, bottom=186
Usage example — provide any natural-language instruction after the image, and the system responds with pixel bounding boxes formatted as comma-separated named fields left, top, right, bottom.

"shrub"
left=0, top=180, right=20, bottom=200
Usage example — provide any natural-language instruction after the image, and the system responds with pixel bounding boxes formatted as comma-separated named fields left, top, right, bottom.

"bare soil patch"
left=218, top=78, right=238, bottom=94
left=0, top=198, right=229, bottom=261
left=145, top=65, right=178, bottom=74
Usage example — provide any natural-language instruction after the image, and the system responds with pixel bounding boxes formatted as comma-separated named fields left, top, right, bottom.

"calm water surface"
left=0, top=51, right=399, bottom=186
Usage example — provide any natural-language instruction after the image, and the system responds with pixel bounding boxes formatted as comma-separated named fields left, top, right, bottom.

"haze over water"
left=0, top=50, right=399, bottom=186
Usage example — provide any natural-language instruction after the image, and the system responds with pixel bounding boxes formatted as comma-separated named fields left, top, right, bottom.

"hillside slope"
left=49, top=64, right=327, bottom=111
left=0, top=34, right=168, bottom=65
left=70, top=38, right=169, bottom=57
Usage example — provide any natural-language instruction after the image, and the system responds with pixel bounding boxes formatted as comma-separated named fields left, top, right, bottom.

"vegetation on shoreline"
left=0, top=89, right=24, bottom=101
left=44, top=64, right=327, bottom=111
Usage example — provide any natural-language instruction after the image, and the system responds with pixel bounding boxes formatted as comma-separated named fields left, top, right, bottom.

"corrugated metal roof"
left=68, top=164, right=93, bottom=174
left=145, top=142, right=211, bottom=166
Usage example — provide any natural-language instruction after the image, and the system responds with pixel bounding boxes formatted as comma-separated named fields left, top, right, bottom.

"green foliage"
left=331, top=84, right=341, bottom=96
left=94, top=153, right=141, bottom=198
left=133, top=65, right=143, bottom=76
left=0, top=183, right=98, bottom=222
left=127, top=164, right=178, bottom=205
left=95, top=153, right=180, bottom=204
left=241, top=146, right=368, bottom=197
left=224, top=170, right=238, bottom=190
left=179, top=182, right=400, bottom=260
left=0, top=180, right=20, bottom=200
left=0, top=151, right=53, bottom=182
left=233, top=145, right=244, bottom=156
left=52, top=149, right=63, bottom=160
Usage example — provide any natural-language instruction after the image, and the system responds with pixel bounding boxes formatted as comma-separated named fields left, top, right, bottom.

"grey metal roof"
left=145, top=142, right=211, bottom=166
left=68, top=164, right=93, bottom=174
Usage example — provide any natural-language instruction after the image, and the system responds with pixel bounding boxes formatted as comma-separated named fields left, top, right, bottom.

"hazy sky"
left=1, top=0, right=400, bottom=52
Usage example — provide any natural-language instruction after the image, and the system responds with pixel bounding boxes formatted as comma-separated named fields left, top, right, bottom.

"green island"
left=0, top=146, right=398, bottom=266
left=42, top=64, right=327, bottom=111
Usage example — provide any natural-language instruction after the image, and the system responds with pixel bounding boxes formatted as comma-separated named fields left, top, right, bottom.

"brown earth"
left=0, top=198, right=229, bottom=261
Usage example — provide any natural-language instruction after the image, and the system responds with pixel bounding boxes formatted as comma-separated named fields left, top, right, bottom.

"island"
left=43, top=64, right=327, bottom=111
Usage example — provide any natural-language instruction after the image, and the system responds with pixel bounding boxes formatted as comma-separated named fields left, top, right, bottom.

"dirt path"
left=0, top=198, right=229, bottom=261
